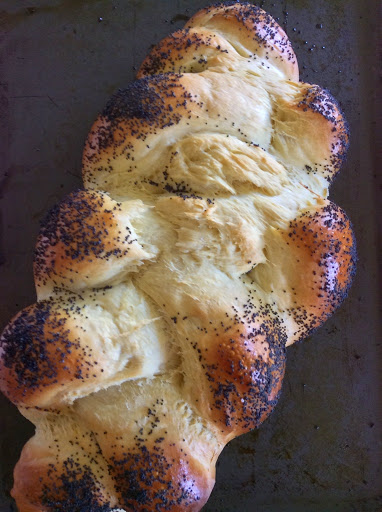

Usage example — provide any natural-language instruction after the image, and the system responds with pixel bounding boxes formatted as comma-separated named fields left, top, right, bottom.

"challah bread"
left=33, top=189, right=155, bottom=298
left=0, top=2, right=356, bottom=511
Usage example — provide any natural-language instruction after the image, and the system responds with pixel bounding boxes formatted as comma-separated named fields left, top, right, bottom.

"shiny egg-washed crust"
left=0, top=3, right=356, bottom=511
left=33, top=189, right=153, bottom=298
left=138, top=1, right=299, bottom=80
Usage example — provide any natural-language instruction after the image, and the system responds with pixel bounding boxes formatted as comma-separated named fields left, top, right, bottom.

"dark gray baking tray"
left=0, top=1, right=380, bottom=511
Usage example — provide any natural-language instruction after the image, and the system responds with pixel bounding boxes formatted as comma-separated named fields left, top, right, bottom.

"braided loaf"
left=0, top=3, right=356, bottom=511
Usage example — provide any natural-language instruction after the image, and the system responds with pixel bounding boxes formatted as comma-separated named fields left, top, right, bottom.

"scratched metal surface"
left=0, top=1, right=380, bottom=511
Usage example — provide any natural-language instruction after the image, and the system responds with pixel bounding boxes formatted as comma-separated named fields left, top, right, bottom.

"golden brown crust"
left=0, top=284, right=174, bottom=408
left=184, top=309, right=286, bottom=437
left=12, top=456, right=113, bottom=512
left=107, top=442, right=213, bottom=511
left=13, top=427, right=215, bottom=512
left=293, top=84, right=349, bottom=181
left=185, top=1, right=298, bottom=80
left=269, top=83, right=349, bottom=184
left=0, top=299, right=105, bottom=407
left=82, top=73, right=205, bottom=193
left=12, top=424, right=118, bottom=512
left=252, top=201, right=356, bottom=346
left=34, top=189, right=151, bottom=298
left=282, top=202, right=356, bottom=343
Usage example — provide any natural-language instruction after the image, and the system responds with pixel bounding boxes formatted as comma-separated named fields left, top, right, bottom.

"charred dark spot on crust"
left=40, top=458, right=111, bottom=511
left=298, top=86, right=350, bottom=179
left=140, top=1, right=297, bottom=80
left=110, top=444, right=205, bottom=511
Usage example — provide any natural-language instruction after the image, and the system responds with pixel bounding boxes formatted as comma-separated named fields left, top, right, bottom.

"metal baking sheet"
left=0, top=1, right=380, bottom=511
